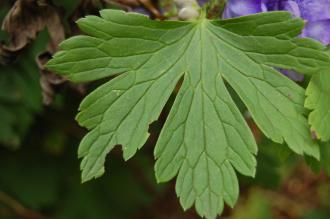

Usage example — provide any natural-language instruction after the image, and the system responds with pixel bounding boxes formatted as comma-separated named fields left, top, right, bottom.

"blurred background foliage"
left=0, top=0, right=330, bottom=218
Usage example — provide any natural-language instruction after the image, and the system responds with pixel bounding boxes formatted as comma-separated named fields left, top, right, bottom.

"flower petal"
left=292, top=0, right=330, bottom=21
left=223, top=0, right=262, bottom=18
left=281, top=69, right=305, bottom=81
left=280, top=0, right=301, bottom=17
left=303, top=19, right=330, bottom=44
left=261, top=0, right=281, bottom=11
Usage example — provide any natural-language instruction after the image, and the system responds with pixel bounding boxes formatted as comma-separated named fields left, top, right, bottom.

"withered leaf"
left=1, top=0, right=65, bottom=53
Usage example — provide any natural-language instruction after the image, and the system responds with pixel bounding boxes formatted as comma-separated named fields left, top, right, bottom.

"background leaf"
left=305, top=46, right=330, bottom=141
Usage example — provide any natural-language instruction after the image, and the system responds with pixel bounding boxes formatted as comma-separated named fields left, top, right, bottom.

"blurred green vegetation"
left=0, top=32, right=46, bottom=148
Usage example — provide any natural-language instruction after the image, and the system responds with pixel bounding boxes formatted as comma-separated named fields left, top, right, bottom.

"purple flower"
left=223, top=0, right=279, bottom=18
left=280, top=0, right=330, bottom=44
left=223, top=0, right=265, bottom=18
left=223, top=0, right=330, bottom=45
left=283, top=0, right=330, bottom=21
left=223, top=0, right=330, bottom=81
left=303, top=20, right=330, bottom=44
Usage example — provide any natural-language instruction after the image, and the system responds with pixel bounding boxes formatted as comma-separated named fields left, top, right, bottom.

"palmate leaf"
left=305, top=46, right=330, bottom=141
left=47, top=10, right=330, bottom=219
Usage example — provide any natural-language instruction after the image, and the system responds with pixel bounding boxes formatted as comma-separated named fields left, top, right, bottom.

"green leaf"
left=47, top=10, right=329, bottom=219
left=0, top=55, right=42, bottom=148
left=305, top=47, right=330, bottom=141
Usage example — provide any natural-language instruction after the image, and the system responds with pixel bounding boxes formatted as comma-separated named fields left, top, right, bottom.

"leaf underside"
left=47, top=10, right=330, bottom=219
left=305, top=47, right=330, bottom=141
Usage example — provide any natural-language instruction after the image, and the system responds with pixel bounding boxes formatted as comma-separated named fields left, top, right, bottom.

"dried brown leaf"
left=37, top=52, right=86, bottom=105
left=1, top=0, right=65, bottom=53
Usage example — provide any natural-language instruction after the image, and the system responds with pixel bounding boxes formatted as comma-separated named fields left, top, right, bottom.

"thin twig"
left=0, top=190, right=50, bottom=219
